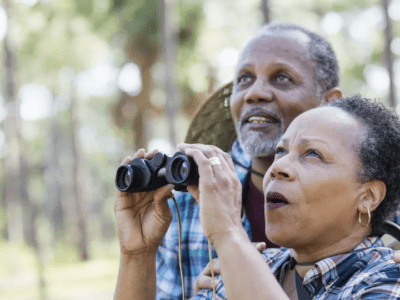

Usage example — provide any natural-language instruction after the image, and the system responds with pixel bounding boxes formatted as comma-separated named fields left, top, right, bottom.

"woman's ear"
left=320, top=87, right=343, bottom=104
left=358, top=180, right=387, bottom=213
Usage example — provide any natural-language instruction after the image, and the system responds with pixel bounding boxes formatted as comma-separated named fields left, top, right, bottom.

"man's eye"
left=275, top=73, right=291, bottom=83
left=237, top=74, right=252, bottom=84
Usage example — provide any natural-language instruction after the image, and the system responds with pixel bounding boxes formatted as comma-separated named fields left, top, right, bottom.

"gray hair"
left=261, top=23, right=339, bottom=94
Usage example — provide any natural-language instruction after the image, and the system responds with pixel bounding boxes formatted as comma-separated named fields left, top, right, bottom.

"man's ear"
left=357, top=180, right=387, bottom=214
left=320, top=87, right=343, bottom=104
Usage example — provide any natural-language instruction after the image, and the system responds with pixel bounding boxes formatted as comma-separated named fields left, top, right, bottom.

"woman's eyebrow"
left=280, top=137, right=289, bottom=146
left=280, top=137, right=330, bottom=147
left=298, top=137, right=330, bottom=146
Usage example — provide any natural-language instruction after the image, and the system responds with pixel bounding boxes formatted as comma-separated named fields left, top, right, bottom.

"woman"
left=114, top=96, right=400, bottom=299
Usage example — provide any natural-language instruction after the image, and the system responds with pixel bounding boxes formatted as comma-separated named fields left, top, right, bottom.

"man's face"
left=230, top=32, right=321, bottom=157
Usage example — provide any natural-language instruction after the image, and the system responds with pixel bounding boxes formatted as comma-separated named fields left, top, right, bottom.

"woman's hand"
left=194, top=242, right=266, bottom=294
left=114, top=149, right=174, bottom=257
left=178, top=143, right=244, bottom=244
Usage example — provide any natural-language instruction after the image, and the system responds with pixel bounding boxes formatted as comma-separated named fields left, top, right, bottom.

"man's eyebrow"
left=236, top=63, right=253, bottom=71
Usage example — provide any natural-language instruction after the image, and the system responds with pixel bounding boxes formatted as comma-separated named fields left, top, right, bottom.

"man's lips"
left=240, top=109, right=280, bottom=127
left=266, top=191, right=289, bottom=209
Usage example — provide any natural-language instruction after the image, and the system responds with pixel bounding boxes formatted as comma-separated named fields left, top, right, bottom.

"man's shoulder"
left=228, top=140, right=252, bottom=184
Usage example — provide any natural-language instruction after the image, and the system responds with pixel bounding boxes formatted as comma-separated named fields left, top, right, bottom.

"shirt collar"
left=302, top=236, right=383, bottom=294
left=229, top=139, right=252, bottom=169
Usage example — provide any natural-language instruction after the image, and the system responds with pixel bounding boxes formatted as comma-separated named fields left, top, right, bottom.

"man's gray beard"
left=238, top=129, right=284, bottom=157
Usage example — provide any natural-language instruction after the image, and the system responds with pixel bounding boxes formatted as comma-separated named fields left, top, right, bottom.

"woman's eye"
left=306, top=150, right=321, bottom=159
left=275, top=148, right=286, bottom=156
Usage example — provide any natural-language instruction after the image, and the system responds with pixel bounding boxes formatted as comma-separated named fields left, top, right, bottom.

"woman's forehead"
left=283, top=107, right=363, bottom=147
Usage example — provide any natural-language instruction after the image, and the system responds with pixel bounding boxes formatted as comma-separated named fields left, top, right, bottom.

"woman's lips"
left=266, top=191, right=289, bottom=209
left=266, top=202, right=288, bottom=209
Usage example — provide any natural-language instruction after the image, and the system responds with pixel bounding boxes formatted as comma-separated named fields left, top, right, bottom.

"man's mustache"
left=238, top=107, right=282, bottom=128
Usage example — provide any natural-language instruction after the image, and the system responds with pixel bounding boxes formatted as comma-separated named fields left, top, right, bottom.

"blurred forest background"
left=0, top=0, right=399, bottom=299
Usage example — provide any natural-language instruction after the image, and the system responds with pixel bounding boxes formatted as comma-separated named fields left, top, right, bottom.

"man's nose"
left=243, top=79, right=274, bottom=104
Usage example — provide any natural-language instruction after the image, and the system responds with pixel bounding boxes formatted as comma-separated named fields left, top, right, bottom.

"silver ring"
left=208, top=157, right=221, bottom=165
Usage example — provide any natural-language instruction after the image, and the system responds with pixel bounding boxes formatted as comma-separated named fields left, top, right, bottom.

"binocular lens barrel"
left=115, top=151, right=198, bottom=193
left=171, top=159, right=189, bottom=183
left=122, top=169, right=132, bottom=188
left=116, top=165, right=134, bottom=192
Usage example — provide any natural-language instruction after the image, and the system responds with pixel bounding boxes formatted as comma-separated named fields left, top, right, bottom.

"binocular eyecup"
left=115, top=151, right=198, bottom=193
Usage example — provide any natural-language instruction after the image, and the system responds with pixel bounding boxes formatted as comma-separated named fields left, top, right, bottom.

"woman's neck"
left=290, top=227, right=371, bottom=272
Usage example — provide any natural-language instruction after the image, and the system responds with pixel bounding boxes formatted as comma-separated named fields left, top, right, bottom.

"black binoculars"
left=115, top=151, right=199, bottom=193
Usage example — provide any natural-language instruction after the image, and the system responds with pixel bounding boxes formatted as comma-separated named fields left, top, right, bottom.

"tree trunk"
left=3, top=0, right=24, bottom=243
left=45, top=94, right=64, bottom=246
left=3, top=1, right=46, bottom=298
left=69, top=86, right=89, bottom=261
left=382, top=0, right=396, bottom=107
left=161, top=0, right=180, bottom=147
left=262, top=0, right=270, bottom=24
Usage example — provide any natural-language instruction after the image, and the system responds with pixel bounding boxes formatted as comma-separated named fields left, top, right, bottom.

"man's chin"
left=238, top=131, right=281, bottom=157
left=239, top=139, right=277, bottom=157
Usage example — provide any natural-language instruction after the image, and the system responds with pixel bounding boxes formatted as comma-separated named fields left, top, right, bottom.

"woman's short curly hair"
left=326, top=95, right=400, bottom=236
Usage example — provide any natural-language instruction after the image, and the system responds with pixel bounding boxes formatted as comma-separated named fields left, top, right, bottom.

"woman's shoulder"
left=356, top=242, right=399, bottom=276
left=336, top=239, right=400, bottom=299
left=260, top=247, right=291, bottom=267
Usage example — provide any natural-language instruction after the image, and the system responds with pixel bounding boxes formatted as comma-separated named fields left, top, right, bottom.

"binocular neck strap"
left=231, top=157, right=265, bottom=178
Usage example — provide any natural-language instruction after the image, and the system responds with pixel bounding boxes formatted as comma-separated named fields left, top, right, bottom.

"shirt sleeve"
left=156, top=192, right=188, bottom=299
left=190, top=276, right=227, bottom=300
left=358, top=283, right=400, bottom=300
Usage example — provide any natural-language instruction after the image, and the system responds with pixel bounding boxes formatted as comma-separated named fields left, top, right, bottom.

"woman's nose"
left=269, top=158, right=295, bottom=181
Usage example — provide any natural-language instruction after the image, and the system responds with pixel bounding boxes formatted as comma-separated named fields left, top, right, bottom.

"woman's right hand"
left=194, top=242, right=266, bottom=294
left=114, top=149, right=174, bottom=257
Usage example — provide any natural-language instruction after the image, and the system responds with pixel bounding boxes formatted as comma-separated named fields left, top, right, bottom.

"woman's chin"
left=265, top=227, right=294, bottom=248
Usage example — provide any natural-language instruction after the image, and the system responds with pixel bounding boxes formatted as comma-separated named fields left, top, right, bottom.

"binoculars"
left=115, top=151, right=199, bottom=193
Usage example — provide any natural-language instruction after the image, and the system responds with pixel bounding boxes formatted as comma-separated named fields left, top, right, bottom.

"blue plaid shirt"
left=156, top=140, right=253, bottom=299
left=193, top=237, right=400, bottom=299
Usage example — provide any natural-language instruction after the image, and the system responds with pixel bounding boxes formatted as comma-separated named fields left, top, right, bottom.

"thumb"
left=254, top=242, right=266, bottom=253
left=393, top=250, right=400, bottom=263
left=154, top=184, right=174, bottom=218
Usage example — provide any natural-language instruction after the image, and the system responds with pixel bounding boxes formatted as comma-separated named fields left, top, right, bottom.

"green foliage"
left=1, top=0, right=399, bottom=298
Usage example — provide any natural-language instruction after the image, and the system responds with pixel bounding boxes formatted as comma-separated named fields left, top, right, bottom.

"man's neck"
left=250, top=155, right=274, bottom=192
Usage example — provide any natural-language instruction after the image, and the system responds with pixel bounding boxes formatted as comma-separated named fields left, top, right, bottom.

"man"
left=156, top=23, right=343, bottom=299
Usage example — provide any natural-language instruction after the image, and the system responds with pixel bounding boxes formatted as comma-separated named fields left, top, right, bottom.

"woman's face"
left=263, top=107, right=365, bottom=251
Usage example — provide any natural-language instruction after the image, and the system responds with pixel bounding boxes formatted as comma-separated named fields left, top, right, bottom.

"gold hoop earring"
left=359, top=207, right=371, bottom=227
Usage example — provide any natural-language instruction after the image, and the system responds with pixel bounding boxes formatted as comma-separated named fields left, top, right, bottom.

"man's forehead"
left=239, top=30, right=312, bottom=64
left=257, top=29, right=310, bottom=50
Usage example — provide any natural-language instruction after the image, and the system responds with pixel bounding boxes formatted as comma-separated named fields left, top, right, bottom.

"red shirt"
left=243, top=179, right=279, bottom=248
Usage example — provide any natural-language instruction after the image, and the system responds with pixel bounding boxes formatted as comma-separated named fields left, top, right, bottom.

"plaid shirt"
left=193, top=237, right=400, bottom=299
left=156, top=140, right=253, bottom=299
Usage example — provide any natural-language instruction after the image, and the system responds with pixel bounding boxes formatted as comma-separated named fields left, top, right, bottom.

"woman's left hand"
left=178, top=143, right=244, bottom=243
